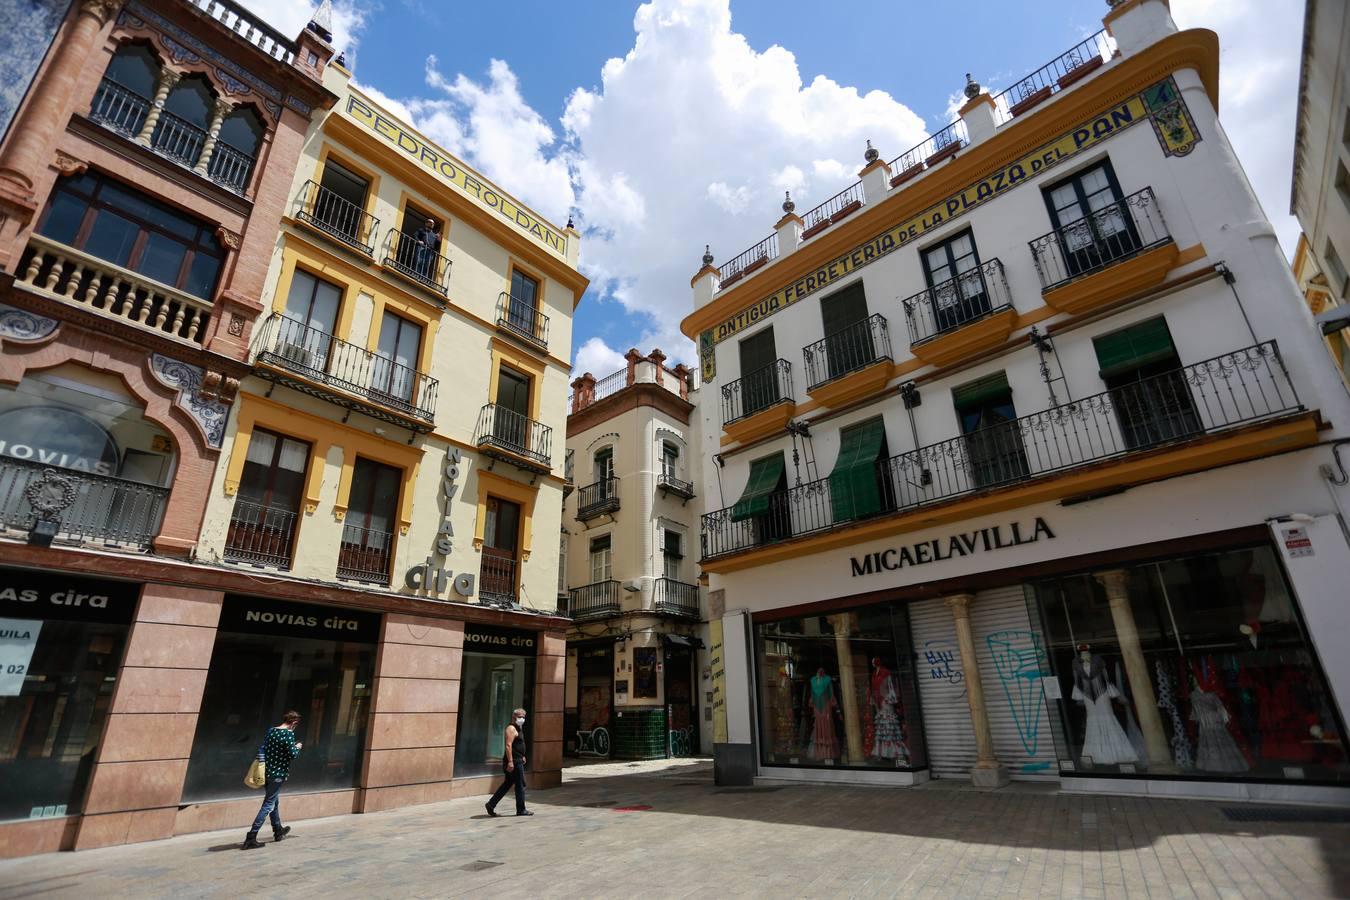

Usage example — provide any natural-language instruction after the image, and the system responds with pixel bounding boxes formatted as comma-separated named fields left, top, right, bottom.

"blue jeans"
left=251, top=777, right=285, bottom=831
left=486, top=762, right=527, bottom=814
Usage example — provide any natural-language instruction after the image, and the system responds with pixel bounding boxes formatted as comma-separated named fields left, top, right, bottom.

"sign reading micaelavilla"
left=849, top=517, right=1055, bottom=577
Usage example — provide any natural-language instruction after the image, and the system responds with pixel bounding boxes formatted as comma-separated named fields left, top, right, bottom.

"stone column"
left=193, top=98, right=234, bottom=176
left=360, top=614, right=463, bottom=812
left=648, top=348, right=667, bottom=388
left=945, top=593, right=1009, bottom=787
left=135, top=68, right=183, bottom=147
left=1094, top=569, right=1176, bottom=772
left=74, top=584, right=223, bottom=849
left=672, top=364, right=691, bottom=400
left=533, top=630, right=565, bottom=788
left=624, top=348, right=642, bottom=387
left=829, top=613, right=865, bottom=764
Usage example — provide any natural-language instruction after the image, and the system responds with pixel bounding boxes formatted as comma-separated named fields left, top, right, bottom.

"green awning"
left=1094, top=317, right=1177, bottom=379
left=952, top=372, right=1011, bottom=410
left=830, top=418, right=886, bottom=522
left=731, top=454, right=785, bottom=521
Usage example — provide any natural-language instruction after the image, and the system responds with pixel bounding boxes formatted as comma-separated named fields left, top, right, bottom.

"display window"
left=756, top=604, right=925, bottom=770
left=0, top=571, right=137, bottom=822
left=1029, top=544, right=1350, bottom=782
left=182, top=596, right=378, bottom=802
left=455, top=625, right=537, bottom=777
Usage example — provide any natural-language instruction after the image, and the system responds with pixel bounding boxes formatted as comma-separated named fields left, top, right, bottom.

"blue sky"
left=255, top=0, right=1305, bottom=375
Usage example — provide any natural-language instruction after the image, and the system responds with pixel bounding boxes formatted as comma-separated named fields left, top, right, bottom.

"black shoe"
left=485, top=804, right=499, bottom=817
left=272, top=826, right=291, bottom=842
left=516, top=810, right=534, bottom=817
left=242, top=831, right=265, bottom=850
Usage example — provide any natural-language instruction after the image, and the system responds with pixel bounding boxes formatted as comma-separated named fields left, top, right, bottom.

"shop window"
left=828, top=417, right=891, bottom=523
left=589, top=533, right=612, bottom=584
left=480, top=497, right=521, bottom=604
left=183, top=597, right=378, bottom=802
left=372, top=310, right=423, bottom=402
left=1092, top=317, right=1200, bottom=449
left=455, top=627, right=536, bottom=777
left=952, top=372, right=1028, bottom=489
left=729, top=452, right=789, bottom=544
left=633, top=646, right=659, bottom=698
left=921, top=229, right=990, bottom=333
left=224, top=428, right=310, bottom=569
left=756, top=604, right=925, bottom=770
left=1028, top=545, right=1349, bottom=782
left=37, top=171, right=224, bottom=298
left=737, top=327, right=780, bottom=416
left=819, top=282, right=872, bottom=380
left=337, top=458, right=400, bottom=584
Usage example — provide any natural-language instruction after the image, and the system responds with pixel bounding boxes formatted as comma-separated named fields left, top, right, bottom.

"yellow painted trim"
left=489, top=337, right=547, bottom=422
left=1172, top=242, right=1207, bottom=267
left=367, top=289, right=439, bottom=377
left=272, top=246, right=363, bottom=337
left=1041, top=242, right=1180, bottom=315
left=474, top=469, right=539, bottom=562
left=703, top=414, right=1319, bottom=574
left=222, top=398, right=328, bottom=514
left=806, top=361, right=894, bottom=410
left=910, top=307, right=1018, bottom=368
left=279, top=229, right=447, bottom=322
left=333, top=444, right=421, bottom=535
left=723, top=401, right=796, bottom=445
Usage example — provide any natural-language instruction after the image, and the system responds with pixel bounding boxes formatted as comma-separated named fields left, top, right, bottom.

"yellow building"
left=1292, top=234, right=1350, bottom=387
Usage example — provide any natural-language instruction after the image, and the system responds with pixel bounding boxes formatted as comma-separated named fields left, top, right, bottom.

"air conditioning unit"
left=276, top=341, right=315, bottom=370
left=622, top=578, right=644, bottom=593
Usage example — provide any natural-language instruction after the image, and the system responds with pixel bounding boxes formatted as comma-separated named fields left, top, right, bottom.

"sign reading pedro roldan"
left=464, top=624, right=536, bottom=655
left=219, top=595, right=380, bottom=643
left=0, top=569, right=137, bottom=624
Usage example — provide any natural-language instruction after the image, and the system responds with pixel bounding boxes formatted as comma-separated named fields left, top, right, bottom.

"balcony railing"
left=383, top=230, right=452, bottom=296
left=993, top=30, right=1115, bottom=123
left=207, top=141, right=256, bottom=193
left=184, top=0, right=297, bottom=63
left=577, top=477, right=620, bottom=520
left=254, top=313, right=439, bottom=423
left=297, top=181, right=379, bottom=256
left=702, top=341, right=1300, bottom=560
left=336, top=522, right=393, bottom=585
left=802, top=182, right=865, bottom=238
left=474, top=403, right=552, bottom=469
left=888, top=120, right=969, bottom=188
left=902, top=258, right=1014, bottom=346
left=0, top=457, right=167, bottom=550
left=1029, top=187, right=1171, bottom=292
left=479, top=549, right=519, bottom=605
left=151, top=110, right=207, bottom=168
left=564, top=448, right=575, bottom=490
left=224, top=500, right=299, bottom=568
left=90, top=77, right=149, bottom=137
left=654, top=578, right=700, bottom=619
left=719, top=233, right=779, bottom=289
left=593, top=369, right=627, bottom=404
left=804, top=314, right=893, bottom=391
left=658, top=470, right=695, bottom=499
left=570, top=579, right=621, bottom=620
left=495, top=292, right=549, bottom=349
left=722, top=359, right=793, bottom=426
left=17, top=234, right=213, bottom=344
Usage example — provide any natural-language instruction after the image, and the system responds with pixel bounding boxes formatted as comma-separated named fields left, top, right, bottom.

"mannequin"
left=1071, top=645, right=1137, bottom=766
left=1190, top=658, right=1248, bottom=772
left=808, top=668, right=839, bottom=760
left=868, top=658, right=907, bottom=763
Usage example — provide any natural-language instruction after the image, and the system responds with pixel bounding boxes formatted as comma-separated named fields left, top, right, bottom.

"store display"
left=1154, top=660, right=1194, bottom=770
left=869, top=658, right=908, bottom=763
left=1114, top=661, right=1148, bottom=766
left=807, top=669, right=839, bottom=760
left=1071, top=646, right=1137, bottom=766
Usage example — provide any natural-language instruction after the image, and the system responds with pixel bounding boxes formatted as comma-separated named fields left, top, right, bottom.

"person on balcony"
left=484, top=707, right=532, bottom=818
left=242, top=710, right=303, bottom=849
left=413, top=217, right=440, bottom=280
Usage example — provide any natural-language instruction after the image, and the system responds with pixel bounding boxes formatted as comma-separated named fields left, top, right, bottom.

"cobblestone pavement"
left=2, top=759, right=1349, bottom=899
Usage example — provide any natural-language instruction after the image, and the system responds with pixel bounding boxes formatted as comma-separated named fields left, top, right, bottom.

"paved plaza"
left=2, top=759, right=1348, bottom=899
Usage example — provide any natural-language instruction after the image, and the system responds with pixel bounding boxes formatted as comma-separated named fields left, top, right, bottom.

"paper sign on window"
left=0, top=617, right=41, bottom=696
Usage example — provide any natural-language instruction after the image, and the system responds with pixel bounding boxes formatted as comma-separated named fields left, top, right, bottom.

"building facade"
left=561, top=351, right=709, bottom=760
left=687, top=0, right=1350, bottom=804
left=1291, top=234, right=1350, bottom=387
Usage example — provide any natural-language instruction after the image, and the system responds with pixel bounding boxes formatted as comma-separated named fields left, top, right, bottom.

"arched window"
left=92, top=44, right=159, bottom=136
left=210, top=107, right=264, bottom=191
left=154, top=75, right=215, bottom=166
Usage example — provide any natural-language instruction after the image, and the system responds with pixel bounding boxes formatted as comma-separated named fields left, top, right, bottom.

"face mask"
left=515, top=717, right=525, bottom=727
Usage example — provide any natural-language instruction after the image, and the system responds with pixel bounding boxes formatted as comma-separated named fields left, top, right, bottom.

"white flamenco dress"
left=1072, top=654, right=1138, bottom=767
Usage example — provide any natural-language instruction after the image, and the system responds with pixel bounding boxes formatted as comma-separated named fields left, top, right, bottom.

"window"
left=921, top=230, right=990, bottom=332
left=589, top=533, right=612, bottom=583
left=508, top=269, right=540, bottom=336
left=280, top=269, right=342, bottom=370
left=154, top=75, right=215, bottom=167
left=92, top=44, right=158, bottom=136
left=819, top=283, right=873, bottom=380
left=737, top=327, right=781, bottom=417
left=661, top=442, right=679, bottom=479
left=490, top=366, right=532, bottom=452
left=1093, top=317, right=1200, bottom=449
left=394, top=205, right=443, bottom=283
left=594, top=446, right=614, bottom=483
left=662, top=529, right=683, bottom=580
left=104, top=44, right=158, bottom=97
left=729, top=452, right=789, bottom=544
left=373, top=310, right=423, bottom=402
left=952, top=373, right=1028, bottom=489
left=338, top=458, right=400, bottom=584
left=828, top=417, right=890, bottom=523
left=37, top=172, right=224, bottom=298
left=211, top=107, right=264, bottom=190
left=558, top=531, right=568, bottom=597
left=481, top=497, right=521, bottom=602
left=225, top=428, right=310, bottom=568
left=1326, top=240, right=1350, bottom=298
left=1043, top=161, right=1139, bottom=277
left=454, top=633, right=535, bottom=777
left=314, top=158, right=370, bottom=242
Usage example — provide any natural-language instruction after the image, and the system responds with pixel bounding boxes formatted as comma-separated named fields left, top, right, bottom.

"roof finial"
left=307, top=0, right=334, bottom=43
left=782, top=191, right=795, bottom=214
left=566, top=213, right=575, bottom=229
left=702, top=244, right=714, bottom=267
left=964, top=73, right=981, bottom=100
left=864, top=139, right=879, bottom=163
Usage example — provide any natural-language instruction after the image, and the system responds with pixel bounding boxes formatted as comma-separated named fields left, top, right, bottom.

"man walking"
left=485, top=707, right=532, bottom=817
left=243, top=710, right=303, bottom=849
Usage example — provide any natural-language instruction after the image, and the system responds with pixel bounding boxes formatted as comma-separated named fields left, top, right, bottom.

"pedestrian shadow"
left=204, top=842, right=245, bottom=852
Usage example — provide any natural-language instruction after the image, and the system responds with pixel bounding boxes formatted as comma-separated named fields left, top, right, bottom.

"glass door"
left=372, top=310, right=422, bottom=403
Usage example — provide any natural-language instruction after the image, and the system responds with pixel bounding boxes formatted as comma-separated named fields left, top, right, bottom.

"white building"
left=560, top=350, right=709, bottom=759
left=685, top=0, right=1350, bottom=803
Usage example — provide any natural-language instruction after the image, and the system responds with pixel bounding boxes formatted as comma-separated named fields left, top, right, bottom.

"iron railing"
left=207, top=141, right=255, bottom=193
left=479, top=549, right=518, bottom=604
left=719, top=233, right=779, bottom=288
left=658, top=470, right=695, bottom=499
left=224, top=499, right=299, bottom=568
left=802, top=182, right=865, bottom=235
left=993, top=30, right=1115, bottom=123
left=570, top=580, right=621, bottom=620
left=474, top=403, right=552, bottom=468
left=902, top=258, right=1014, bottom=346
left=89, top=77, right=149, bottom=137
left=701, top=341, right=1300, bottom=560
left=722, top=359, right=793, bottom=425
left=297, top=180, right=379, bottom=255
left=151, top=110, right=208, bottom=168
left=336, top=521, right=394, bottom=584
left=888, top=120, right=969, bottom=186
left=1029, top=187, right=1171, bottom=292
left=254, top=313, right=439, bottom=422
left=496, top=292, right=549, bottom=348
left=654, top=578, right=700, bottom=619
left=804, top=314, right=893, bottom=390
left=577, top=477, right=620, bottom=520
left=184, top=0, right=297, bottom=63
left=564, top=449, right=575, bottom=486
left=384, top=230, right=451, bottom=296
left=592, top=369, right=628, bottom=404
left=0, top=457, right=167, bottom=549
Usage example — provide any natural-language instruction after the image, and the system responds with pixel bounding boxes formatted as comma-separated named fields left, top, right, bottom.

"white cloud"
left=573, top=337, right=627, bottom=376
left=235, top=0, right=369, bottom=55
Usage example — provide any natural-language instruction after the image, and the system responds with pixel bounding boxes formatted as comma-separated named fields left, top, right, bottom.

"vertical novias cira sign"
left=405, top=447, right=476, bottom=599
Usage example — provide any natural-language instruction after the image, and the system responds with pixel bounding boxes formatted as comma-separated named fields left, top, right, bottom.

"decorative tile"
left=0, top=303, right=58, bottom=342
left=148, top=354, right=229, bottom=449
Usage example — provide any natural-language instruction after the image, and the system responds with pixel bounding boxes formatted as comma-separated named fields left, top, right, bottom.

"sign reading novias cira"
left=850, top=517, right=1055, bottom=577
left=404, top=447, right=475, bottom=599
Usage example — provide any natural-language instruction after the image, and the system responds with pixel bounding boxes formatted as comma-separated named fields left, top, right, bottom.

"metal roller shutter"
left=909, top=598, right=975, bottom=778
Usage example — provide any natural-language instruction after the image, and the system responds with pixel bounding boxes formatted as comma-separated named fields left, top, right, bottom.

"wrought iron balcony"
left=576, top=477, right=620, bottom=521
left=902, top=259, right=1014, bottom=346
left=654, top=578, right=700, bottom=619
left=495, top=292, right=549, bottom=349
left=0, top=457, right=167, bottom=550
left=254, top=313, right=439, bottom=427
left=888, top=120, right=969, bottom=187
left=480, top=549, right=519, bottom=605
left=563, top=449, right=575, bottom=497
left=1029, top=187, right=1171, bottom=292
left=658, top=470, right=695, bottom=500
left=296, top=180, right=379, bottom=256
left=474, top=403, right=552, bottom=470
left=722, top=359, right=793, bottom=426
left=993, top=30, right=1114, bottom=122
left=570, top=579, right=621, bottom=620
left=207, top=141, right=256, bottom=193
left=801, top=182, right=865, bottom=239
left=702, top=341, right=1300, bottom=560
left=593, top=369, right=627, bottom=403
left=719, top=233, right=779, bottom=289
left=337, top=521, right=394, bottom=585
left=804, top=314, right=893, bottom=391
left=90, top=77, right=149, bottom=138
left=224, top=499, right=299, bottom=568
left=383, top=229, right=451, bottom=297
left=152, top=110, right=208, bottom=168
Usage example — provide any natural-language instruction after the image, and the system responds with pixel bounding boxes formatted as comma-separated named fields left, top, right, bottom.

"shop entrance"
left=575, top=643, right=612, bottom=758
left=663, top=640, right=698, bottom=757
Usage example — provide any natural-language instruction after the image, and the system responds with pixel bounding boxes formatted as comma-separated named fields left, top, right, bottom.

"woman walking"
left=243, top=710, right=303, bottom=849
left=484, top=707, right=532, bottom=817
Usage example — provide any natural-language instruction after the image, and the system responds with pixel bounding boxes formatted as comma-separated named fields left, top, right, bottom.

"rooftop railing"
left=888, top=119, right=969, bottom=188
left=592, top=368, right=627, bottom=404
left=719, top=232, right=779, bottom=288
left=801, top=182, right=865, bottom=238
left=993, top=30, right=1115, bottom=123
left=184, top=0, right=297, bottom=63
